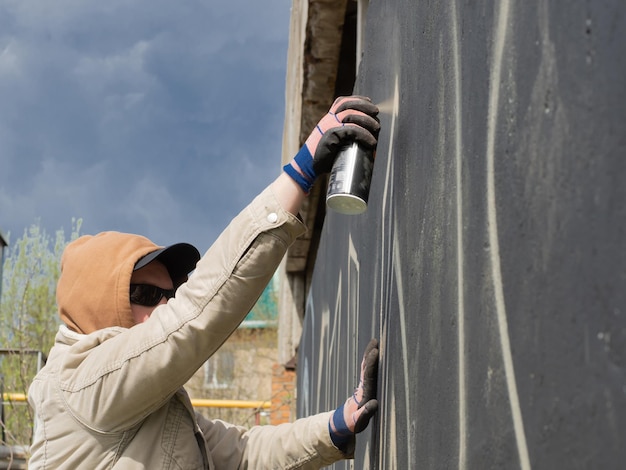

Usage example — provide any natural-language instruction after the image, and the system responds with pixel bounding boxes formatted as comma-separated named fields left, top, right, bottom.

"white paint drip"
left=487, top=2, right=532, bottom=469
left=451, top=1, right=467, bottom=468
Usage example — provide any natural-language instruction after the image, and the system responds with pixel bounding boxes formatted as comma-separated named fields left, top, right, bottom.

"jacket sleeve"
left=58, top=186, right=307, bottom=431
left=197, top=411, right=350, bottom=469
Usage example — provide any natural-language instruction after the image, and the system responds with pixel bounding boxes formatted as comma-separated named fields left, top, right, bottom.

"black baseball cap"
left=134, top=243, right=201, bottom=284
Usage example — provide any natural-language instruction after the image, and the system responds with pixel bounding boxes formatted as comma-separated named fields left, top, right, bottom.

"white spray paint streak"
left=388, top=396, right=398, bottom=470
left=487, top=2, right=531, bottom=469
left=378, top=74, right=399, bottom=364
left=392, top=216, right=412, bottom=470
left=378, top=74, right=401, bottom=470
left=318, top=274, right=340, bottom=412
left=451, top=1, right=467, bottom=468
left=379, top=73, right=400, bottom=318
left=348, top=232, right=360, bottom=378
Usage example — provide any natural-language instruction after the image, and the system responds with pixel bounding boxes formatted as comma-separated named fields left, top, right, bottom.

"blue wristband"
left=328, top=404, right=353, bottom=451
left=283, top=163, right=313, bottom=193
left=293, top=145, right=317, bottom=181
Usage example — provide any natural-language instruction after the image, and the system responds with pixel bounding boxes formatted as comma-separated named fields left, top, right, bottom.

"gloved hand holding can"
left=283, top=96, right=380, bottom=194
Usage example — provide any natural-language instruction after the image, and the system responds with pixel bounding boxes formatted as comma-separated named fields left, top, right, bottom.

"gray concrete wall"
left=297, top=1, right=626, bottom=468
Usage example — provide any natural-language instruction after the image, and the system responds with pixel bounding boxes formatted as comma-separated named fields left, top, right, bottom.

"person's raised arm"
left=270, top=171, right=307, bottom=215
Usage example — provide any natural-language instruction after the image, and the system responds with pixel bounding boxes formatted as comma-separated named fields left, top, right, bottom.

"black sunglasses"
left=129, top=284, right=175, bottom=307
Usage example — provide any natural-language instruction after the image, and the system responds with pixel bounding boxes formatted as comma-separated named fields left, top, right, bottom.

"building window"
left=203, top=351, right=235, bottom=389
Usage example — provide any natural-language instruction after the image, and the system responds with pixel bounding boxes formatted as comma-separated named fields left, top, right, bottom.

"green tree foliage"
left=244, top=274, right=278, bottom=323
left=0, top=219, right=81, bottom=448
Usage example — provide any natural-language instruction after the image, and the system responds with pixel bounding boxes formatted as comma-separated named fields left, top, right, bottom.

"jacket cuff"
left=247, top=185, right=307, bottom=243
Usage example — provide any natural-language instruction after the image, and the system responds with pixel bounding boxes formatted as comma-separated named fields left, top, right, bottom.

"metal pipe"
left=3, top=393, right=270, bottom=411
left=190, top=399, right=270, bottom=409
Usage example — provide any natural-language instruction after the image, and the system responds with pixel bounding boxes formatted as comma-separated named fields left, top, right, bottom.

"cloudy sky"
left=0, top=0, right=292, bottom=255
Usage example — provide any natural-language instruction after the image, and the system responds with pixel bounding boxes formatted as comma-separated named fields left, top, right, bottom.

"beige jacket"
left=28, top=187, right=346, bottom=469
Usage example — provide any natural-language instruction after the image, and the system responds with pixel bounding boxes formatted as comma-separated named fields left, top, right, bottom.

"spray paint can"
left=326, top=142, right=375, bottom=215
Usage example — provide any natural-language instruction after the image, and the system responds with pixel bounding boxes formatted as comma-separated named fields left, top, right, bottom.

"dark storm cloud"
left=0, top=0, right=292, bottom=253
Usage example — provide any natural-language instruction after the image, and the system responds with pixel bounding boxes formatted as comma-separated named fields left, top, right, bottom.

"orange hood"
left=58, top=232, right=174, bottom=334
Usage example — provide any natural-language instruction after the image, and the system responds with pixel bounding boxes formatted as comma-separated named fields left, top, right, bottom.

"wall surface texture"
left=297, top=1, right=626, bottom=469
